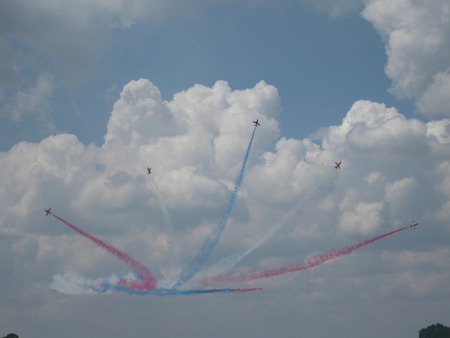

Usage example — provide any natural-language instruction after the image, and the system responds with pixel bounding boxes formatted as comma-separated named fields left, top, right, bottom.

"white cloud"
left=384, top=177, right=419, bottom=217
left=339, top=200, right=384, bottom=234
left=2, top=81, right=449, bottom=268
left=1, top=79, right=450, bottom=337
left=417, top=69, right=450, bottom=115
left=104, top=79, right=173, bottom=147
left=426, top=119, right=450, bottom=145
left=362, top=0, right=450, bottom=116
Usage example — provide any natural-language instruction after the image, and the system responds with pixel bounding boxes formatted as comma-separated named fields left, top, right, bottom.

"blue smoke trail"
left=173, top=127, right=257, bottom=288
left=79, top=272, right=260, bottom=296
left=150, top=175, right=181, bottom=288
left=53, top=271, right=262, bottom=296
left=115, top=286, right=240, bottom=296
left=201, top=175, right=327, bottom=279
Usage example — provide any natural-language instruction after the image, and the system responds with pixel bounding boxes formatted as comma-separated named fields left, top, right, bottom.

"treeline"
left=4, top=323, right=449, bottom=338
left=420, top=323, right=450, bottom=338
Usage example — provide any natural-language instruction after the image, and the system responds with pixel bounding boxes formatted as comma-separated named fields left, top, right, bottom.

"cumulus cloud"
left=418, top=69, right=450, bottom=115
left=1, top=79, right=450, bottom=336
left=339, top=200, right=384, bottom=234
left=362, top=0, right=450, bottom=117
left=385, top=177, right=419, bottom=217
left=1, top=79, right=282, bottom=277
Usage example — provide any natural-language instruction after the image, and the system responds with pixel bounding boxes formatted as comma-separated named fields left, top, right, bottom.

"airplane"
left=147, top=167, right=152, bottom=175
left=335, top=161, right=342, bottom=169
left=410, top=221, right=419, bottom=229
left=45, top=208, right=52, bottom=216
left=253, top=119, right=260, bottom=127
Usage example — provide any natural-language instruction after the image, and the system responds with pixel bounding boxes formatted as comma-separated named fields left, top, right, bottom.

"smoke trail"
left=206, top=226, right=409, bottom=284
left=150, top=175, right=181, bottom=288
left=173, top=127, right=257, bottom=288
left=115, top=286, right=262, bottom=296
left=51, top=271, right=261, bottom=296
left=202, top=176, right=328, bottom=277
left=51, top=213, right=158, bottom=290
left=229, top=287, right=263, bottom=293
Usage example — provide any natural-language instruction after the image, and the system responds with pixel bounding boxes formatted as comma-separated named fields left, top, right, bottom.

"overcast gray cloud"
left=0, top=1, right=110, bottom=82
left=1, top=79, right=449, bottom=337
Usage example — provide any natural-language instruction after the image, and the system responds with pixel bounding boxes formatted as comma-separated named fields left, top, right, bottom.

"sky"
left=1, top=0, right=450, bottom=337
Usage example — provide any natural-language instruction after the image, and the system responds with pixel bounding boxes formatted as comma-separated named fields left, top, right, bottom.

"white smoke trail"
left=201, top=174, right=328, bottom=278
left=150, top=175, right=181, bottom=288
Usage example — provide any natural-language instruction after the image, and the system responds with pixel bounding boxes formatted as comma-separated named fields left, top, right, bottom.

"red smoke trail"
left=208, top=226, right=409, bottom=284
left=52, top=214, right=157, bottom=290
left=229, top=288, right=263, bottom=293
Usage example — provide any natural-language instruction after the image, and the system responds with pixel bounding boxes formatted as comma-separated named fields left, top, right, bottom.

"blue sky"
left=1, top=1, right=450, bottom=338
left=0, top=1, right=417, bottom=149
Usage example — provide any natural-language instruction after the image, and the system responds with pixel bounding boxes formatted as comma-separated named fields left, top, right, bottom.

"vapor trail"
left=51, top=213, right=158, bottom=290
left=206, top=226, right=409, bottom=285
left=150, top=175, right=181, bottom=288
left=203, top=176, right=327, bottom=277
left=173, top=127, right=257, bottom=288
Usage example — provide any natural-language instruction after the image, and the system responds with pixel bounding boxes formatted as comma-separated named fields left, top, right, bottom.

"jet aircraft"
left=253, top=119, right=260, bottom=127
left=410, top=221, right=419, bottom=229
left=147, top=167, right=152, bottom=175
left=45, top=208, right=52, bottom=216
left=335, top=161, right=342, bottom=169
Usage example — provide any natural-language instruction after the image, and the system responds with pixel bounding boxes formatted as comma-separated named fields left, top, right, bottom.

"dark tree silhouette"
left=419, top=323, right=450, bottom=338
left=2, top=334, right=18, bottom=338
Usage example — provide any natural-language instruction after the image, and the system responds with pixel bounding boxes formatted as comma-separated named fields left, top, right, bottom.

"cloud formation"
left=362, top=0, right=450, bottom=116
left=2, top=2, right=450, bottom=336
left=2, top=78, right=449, bottom=283
left=1, top=78, right=450, bottom=336
left=308, top=0, right=450, bottom=117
